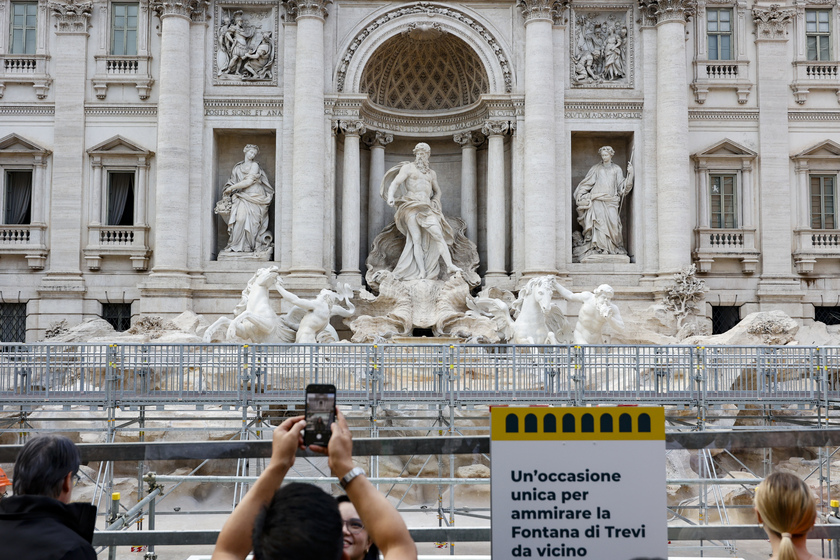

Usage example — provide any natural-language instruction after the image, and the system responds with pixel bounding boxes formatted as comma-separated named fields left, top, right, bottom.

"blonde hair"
left=754, top=472, right=816, bottom=560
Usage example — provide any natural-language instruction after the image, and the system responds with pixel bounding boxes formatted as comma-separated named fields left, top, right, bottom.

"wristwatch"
left=339, top=467, right=365, bottom=489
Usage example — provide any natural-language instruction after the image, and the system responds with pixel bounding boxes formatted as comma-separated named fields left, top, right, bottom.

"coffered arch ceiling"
left=360, top=29, right=490, bottom=112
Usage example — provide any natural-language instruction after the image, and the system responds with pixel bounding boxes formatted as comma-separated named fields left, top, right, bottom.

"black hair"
left=337, top=494, right=381, bottom=560
left=253, top=483, right=343, bottom=560
left=13, top=435, right=80, bottom=499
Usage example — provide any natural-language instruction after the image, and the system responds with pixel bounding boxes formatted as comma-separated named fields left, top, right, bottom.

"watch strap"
left=339, top=466, right=365, bottom=489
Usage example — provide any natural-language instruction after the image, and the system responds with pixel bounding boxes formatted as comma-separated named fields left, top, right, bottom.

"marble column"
left=482, top=121, right=510, bottom=278
left=453, top=131, right=479, bottom=245
left=339, top=120, right=366, bottom=284
left=150, top=0, right=199, bottom=276
left=284, top=0, right=331, bottom=279
left=38, top=1, right=91, bottom=313
left=646, top=0, right=694, bottom=276
left=367, top=131, right=393, bottom=247
left=752, top=5, right=801, bottom=310
left=518, top=0, right=558, bottom=277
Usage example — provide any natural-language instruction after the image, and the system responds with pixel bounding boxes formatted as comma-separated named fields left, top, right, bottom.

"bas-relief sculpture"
left=215, top=144, right=274, bottom=259
left=216, top=8, right=275, bottom=81
left=572, top=12, right=629, bottom=86
left=203, top=266, right=354, bottom=343
left=573, top=145, right=634, bottom=262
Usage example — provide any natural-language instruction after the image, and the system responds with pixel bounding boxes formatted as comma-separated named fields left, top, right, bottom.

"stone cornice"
left=564, top=101, right=643, bottom=119
left=50, top=0, right=92, bottom=33
left=517, top=0, right=566, bottom=23
left=752, top=4, right=795, bottom=40
left=86, top=105, right=158, bottom=116
left=638, top=0, right=696, bottom=24
left=282, top=0, right=330, bottom=22
left=203, top=97, right=282, bottom=117
left=0, top=105, right=55, bottom=116
left=151, top=0, right=209, bottom=20
left=688, top=108, right=759, bottom=120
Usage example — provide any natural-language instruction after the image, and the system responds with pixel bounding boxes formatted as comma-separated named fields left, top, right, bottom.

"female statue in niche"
left=215, top=144, right=274, bottom=257
left=573, top=145, right=633, bottom=259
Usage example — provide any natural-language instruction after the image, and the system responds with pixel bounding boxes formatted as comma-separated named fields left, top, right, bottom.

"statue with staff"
left=573, top=145, right=634, bottom=258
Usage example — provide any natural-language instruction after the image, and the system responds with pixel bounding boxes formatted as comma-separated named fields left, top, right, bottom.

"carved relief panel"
left=214, top=3, right=278, bottom=86
left=570, top=7, right=634, bottom=88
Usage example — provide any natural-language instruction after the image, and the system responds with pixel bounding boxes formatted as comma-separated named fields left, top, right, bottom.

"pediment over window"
left=0, top=133, right=50, bottom=155
left=793, top=140, right=840, bottom=160
left=693, top=138, right=757, bottom=159
left=87, top=135, right=153, bottom=157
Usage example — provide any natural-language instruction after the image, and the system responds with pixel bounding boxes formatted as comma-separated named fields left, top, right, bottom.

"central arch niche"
left=359, top=30, right=489, bottom=112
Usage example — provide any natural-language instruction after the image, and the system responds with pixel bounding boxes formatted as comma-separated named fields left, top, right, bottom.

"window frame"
left=806, top=8, right=832, bottom=62
left=709, top=173, right=738, bottom=229
left=809, top=173, right=836, bottom=229
left=105, top=169, right=136, bottom=226
left=706, top=7, right=733, bottom=61
left=9, top=1, right=37, bottom=55
left=2, top=168, right=32, bottom=225
left=110, top=2, right=139, bottom=56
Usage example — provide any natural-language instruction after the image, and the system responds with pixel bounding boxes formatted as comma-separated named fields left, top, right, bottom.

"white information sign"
left=491, top=407, right=667, bottom=560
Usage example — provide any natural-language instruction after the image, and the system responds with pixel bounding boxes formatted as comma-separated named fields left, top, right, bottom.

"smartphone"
left=304, top=384, right=336, bottom=447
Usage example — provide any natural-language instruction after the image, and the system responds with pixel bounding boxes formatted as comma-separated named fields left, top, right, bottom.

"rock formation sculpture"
left=662, top=264, right=708, bottom=333
left=555, top=282, right=625, bottom=345
left=573, top=145, right=633, bottom=261
left=215, top=144, right=274, bottom=259
left=466, top=277, right=569, bottom=344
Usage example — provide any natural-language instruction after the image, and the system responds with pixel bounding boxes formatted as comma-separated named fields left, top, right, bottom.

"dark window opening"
left=816, top=306, right=840, bottom=326
left=5, top=170, right=31, bottom=225
left=638, top=413, right=652, bottom=433
left=562, top=414, right=575, bottom=433
left=0, top=303, right=27, bottom=342
left=581, top=413, right=594, bottom=433
left=619, top=413, right=632, bottom=433
left=524, top=413, right=537, bottom=433
left=412, top=328, right=434, bottom=337
left=505, top=413, right=518, bottom=433
left=543, top=414, right=556, bottom=433
left=107, top=172, right=135, bottom=226
left=600, top=414, right=613, bottom=433
left=103, top=303, right=131, bottom=332
left=712, top=305, right=741, bottom=335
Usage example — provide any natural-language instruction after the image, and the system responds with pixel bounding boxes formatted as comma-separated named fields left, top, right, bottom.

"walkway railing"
left=0, top=343, right=837, bottom=407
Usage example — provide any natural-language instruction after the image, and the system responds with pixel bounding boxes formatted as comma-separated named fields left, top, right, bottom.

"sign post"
left=491, top=407, right=667, bottom=559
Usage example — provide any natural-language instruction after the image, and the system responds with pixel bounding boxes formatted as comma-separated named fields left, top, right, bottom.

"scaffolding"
left=0, top=342, right=837, bottom=558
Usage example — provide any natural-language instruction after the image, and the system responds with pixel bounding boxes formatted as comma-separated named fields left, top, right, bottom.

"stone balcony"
left=84, top=225, right=150, bottom=271
left=791, top=61, right=840, bottom=104
left=793, top=228, right=840, bottom=274
left=92, top=55, right=154, bottom=100
left=0, top=224, right=48, bottom=269
left=691, top=60, right=752, bottom=104
left=693, top=227, right=760, bottom=274
left=0, top=54, right=51, bottom=99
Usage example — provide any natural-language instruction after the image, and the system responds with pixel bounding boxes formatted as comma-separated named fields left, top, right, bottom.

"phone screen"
left=304, top=384, right=336, bottom=446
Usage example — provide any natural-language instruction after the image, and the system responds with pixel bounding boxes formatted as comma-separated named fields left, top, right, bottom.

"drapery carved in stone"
left=336, top=3, right=512, bottom=94
left=517, top=0, right=563, bottom=23
left=50, top=0, right=91, bottom=33
left=571, top=11, right=631, bottom=87
left=215, top=6, right=277, bottom=84
left=281, top=0, right=330, bottom=21
left=360, top=33, right=489, bottom=111
left=752, top=4, right=794, bottom=39
left=151, top=0, right=208, bottom=20
left=637, top=0, right=696, bottom=24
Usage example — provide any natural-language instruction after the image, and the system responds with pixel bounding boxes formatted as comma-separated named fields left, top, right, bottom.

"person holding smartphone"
left=212, top=410, right=417, bottom=560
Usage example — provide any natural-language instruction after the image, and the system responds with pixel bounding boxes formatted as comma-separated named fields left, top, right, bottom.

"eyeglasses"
left=73, top=473, right=81, bottom=485
left=343, top=518, right=365, bottom=534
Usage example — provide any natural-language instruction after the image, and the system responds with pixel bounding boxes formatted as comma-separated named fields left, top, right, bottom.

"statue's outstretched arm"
left=275, top=284, right=314, bottom=311
left=554, top=281, right=585, bottom=303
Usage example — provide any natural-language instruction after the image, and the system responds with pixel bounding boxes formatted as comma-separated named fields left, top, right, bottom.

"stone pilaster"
left=338, top=120, right=366, bottom=285
left=517, top=0, right=561, bottom=278
left=639, top=0, right=695, bottom=277
left=481, top=121, right=511, bottom=279
left=752, top=4, right=802, bottom=310
left=38, top=0, right=91, bottom=314
left=283, top=0, right=331, bottom=280
left=453, top=131, right=480, bottom=246
left=367, top=131, right=393, bottom=250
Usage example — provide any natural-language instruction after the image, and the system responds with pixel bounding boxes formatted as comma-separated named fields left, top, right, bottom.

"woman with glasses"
left=337, top=495, right=380, bottom=560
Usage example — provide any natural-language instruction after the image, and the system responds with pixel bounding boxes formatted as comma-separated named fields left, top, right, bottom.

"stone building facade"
left=0, top=0, right=838, bottom=340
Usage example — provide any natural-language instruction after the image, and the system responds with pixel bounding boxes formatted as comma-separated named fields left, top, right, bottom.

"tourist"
left=337, top=495, right=380, bottom=560
left=212, top=411, right=416, bottom=560
left=754, top=471, right=827, bottom=560
left=0, top=435, right=96, bottom=560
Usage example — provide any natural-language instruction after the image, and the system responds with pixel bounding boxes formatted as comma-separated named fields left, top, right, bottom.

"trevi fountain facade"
left=0, top=0, right=839, bottom=340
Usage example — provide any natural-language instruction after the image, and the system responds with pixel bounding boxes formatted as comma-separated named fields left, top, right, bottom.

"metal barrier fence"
left=0, top=343, right=837, bottom=408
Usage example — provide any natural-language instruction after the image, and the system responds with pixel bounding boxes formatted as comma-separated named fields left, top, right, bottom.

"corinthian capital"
left=151, top=0, right=208, bottom=20
left=752, top=4, right=795, bottom=40
left=481, top=120, right=511, bottom=137
left=50, top=0, right=92, bottom=33
left=517, top=0, right=564, bottom=23
left=638, top=0, right=696, bottom=24
left=371, top=131, right=393, bottom=147
left=339, top=120, right=367, bottom=137
left=282, top=0, right=331, bottom=22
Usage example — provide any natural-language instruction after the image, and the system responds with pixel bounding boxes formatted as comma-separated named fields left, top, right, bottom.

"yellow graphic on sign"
left=491, top=406, right=664, bottom=441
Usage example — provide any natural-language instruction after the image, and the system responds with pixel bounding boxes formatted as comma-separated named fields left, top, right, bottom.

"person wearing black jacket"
left=0, top=435, right=96, bottom=560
